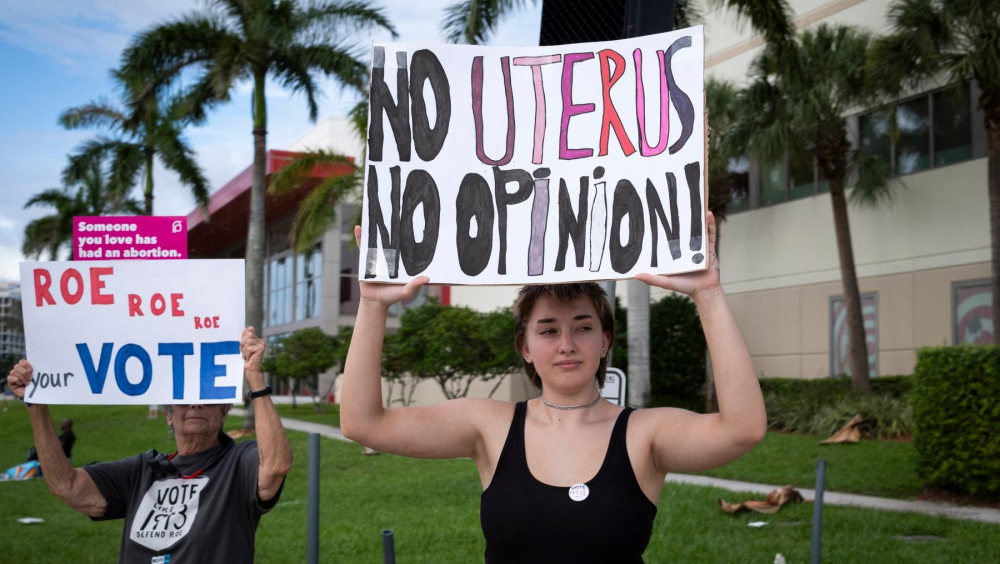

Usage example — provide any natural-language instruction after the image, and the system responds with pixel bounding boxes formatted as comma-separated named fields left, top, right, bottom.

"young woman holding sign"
left=341, top=211, right=766, bottom=563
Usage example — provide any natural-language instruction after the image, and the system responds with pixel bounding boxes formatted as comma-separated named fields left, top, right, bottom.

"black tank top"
left=480, top=401, right=657, bottom=563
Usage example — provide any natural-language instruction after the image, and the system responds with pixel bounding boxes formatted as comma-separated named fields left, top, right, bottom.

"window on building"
left=727, top=156, right=750, bottom=213
left=896, top=96, right=931, bottom=174
left=933, top=85, right=973, bottom=166
left=267, top=255, right=293, bottom=327
left=788, top=150, right=815, bottom=200
left=953, top=280, right=993, bottom=345
left=860, top=109, right=892, bottom=170
left=830, top=293, right=878, bottom=378
left=856, top=82, right=972, bottom=179
left=295, top=242, right=322, bottom=321
left=759, top=159, right=786, bottom=206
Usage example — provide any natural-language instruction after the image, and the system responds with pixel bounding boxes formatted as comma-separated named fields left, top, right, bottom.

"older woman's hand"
left=240, top=327, right=266, bottom=388
left=6, top=359, right=33, bottom=400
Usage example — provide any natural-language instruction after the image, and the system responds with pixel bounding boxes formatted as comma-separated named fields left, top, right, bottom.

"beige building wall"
left=687, top=0, right=993, bottom=378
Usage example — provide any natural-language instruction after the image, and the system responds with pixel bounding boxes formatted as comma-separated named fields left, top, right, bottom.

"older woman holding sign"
left=5, top=327, right=291, bottom=564
left=341, top=212, right=766, bottom=562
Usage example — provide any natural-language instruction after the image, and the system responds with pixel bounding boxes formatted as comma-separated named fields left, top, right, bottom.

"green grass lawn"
left=698, top=431, right=924, bottom=500
left=272, top=402, right=340, bottom=427
left=2, top=404, right=997, bottom=563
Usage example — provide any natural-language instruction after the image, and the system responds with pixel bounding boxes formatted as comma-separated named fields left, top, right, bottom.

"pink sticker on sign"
left=73, top=216, right=188, bottom=260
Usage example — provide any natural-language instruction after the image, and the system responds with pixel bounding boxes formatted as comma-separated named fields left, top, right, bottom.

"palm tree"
left=706, top=78, right=749, bottom=230
left=867, top=0, right=1000, bottom=345
left=23, top=158, right=143, bottom=260
left=120, top=0, right=396, bottom=428
left=732, top=24, right=898, bottom=393
left=59, top=70, right=210, bottom=216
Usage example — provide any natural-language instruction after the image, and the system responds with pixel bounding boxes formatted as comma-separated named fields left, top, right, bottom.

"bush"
left=912, top=346, right=1000, bottom=499
left=809, top=395, right=913, bottom=439
left=649, top=294, right=707, bottom=412
left=761, top=375, right=913, bottom=438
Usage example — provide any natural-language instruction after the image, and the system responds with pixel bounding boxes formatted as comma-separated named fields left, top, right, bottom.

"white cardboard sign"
left=18, top=260, right=245, bottom=404
left=361, top=27, right=706, bottom=284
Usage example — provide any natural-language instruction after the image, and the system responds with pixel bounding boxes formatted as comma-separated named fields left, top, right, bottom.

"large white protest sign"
left=18, top=260, right=245, bottom=404
left=361, top=27, right=706, bottom=284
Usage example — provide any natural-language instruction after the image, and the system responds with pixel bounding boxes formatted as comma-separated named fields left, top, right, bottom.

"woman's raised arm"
left=338, top=227, right=509, bottom=461
left=633, top=212, right=767, bottom=474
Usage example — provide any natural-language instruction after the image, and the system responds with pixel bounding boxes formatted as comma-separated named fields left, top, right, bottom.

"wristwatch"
left=247, top=385, right=272, bottom=401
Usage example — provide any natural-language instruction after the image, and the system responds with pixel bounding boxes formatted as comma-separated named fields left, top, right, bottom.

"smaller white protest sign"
left=602, top=367, right=627, bottom=407
left=18, top=260, right=245, bottom=405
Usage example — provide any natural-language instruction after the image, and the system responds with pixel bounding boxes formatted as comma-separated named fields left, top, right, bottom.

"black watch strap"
left=248, top=385, right=272, bottom=400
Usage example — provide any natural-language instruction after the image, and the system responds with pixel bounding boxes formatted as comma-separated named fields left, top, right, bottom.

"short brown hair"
left=513, top=283, right=615, bottom=389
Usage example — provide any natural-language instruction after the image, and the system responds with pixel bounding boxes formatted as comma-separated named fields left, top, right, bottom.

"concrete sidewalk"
left=230, top=410, right=1000, bottom=525
left=230, top=408, right=347, bottom=442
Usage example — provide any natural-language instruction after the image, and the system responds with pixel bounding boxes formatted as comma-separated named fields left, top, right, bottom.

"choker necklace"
left=541, top=389, right=603, bottom=410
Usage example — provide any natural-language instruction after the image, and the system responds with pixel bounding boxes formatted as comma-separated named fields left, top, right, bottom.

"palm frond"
left=440, top=0, right=530, bottom=45
left=296, top=0, right=398, bottom=40
left=288, top=170, right=363, bottom=253
left=287, top=43, right=368, bottom=94
left=269, top=150, right=358, bottom=195
left=24, top=188, right=73, bottom=211
left=58, top=100, right=128, bottom=131
left=154, top=127, right=211, bottom=209
left=272, top=51, right=321, bottom=121
left=848, top=149, right=901, bottom=208
left=673, top=0, right=703, bottom=30
left=121, top=13, right=235, bottom=108
left=711, top=0, right=794, bottom=46
left=22, top=215, right=67, bottom=261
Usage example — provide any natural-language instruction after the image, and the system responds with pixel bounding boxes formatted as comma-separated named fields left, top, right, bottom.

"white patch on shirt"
left=130, top=477, right=209, bottom=551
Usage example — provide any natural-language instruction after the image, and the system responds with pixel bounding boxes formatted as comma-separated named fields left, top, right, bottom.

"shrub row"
left=912, top=346, right=1000, bottom=499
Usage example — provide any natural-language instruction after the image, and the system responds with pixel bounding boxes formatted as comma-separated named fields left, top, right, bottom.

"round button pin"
left=568, top=483, right=589, bottom=502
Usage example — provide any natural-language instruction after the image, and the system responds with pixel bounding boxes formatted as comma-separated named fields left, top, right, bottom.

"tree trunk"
left=144, top=149, right=155, bottom=215
left=829, top=176, right=872, bottom=393
left=244, top=72, right=268, bottom=430
left=627, top=279, right=650, bottom=407
left=988, top=118, right=1000, bottom=345
left=291, top=379, right=297, bottom=409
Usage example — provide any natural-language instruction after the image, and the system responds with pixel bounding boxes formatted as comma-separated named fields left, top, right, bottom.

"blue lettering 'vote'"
left=75, top=341, right=239, bottom=400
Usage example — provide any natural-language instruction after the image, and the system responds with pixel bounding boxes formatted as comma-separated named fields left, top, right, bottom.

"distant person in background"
left=59, top=418, right=76, bottom=461
left=147, top=405, right=158, bottom=419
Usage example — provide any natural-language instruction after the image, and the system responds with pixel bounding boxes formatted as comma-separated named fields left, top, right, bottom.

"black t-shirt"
left=83, top=435, right=284, bottom=564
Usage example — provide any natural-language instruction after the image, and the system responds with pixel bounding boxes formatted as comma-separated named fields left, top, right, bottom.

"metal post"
left=382, top=529, right=396, bottom=564
left=811, top=459, right=827, bottom=564
left=307, top=433, right=320, bottom=564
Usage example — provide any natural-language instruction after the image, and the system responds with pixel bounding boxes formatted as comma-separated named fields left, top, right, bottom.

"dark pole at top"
left=624, top=0, right=676, bottom=37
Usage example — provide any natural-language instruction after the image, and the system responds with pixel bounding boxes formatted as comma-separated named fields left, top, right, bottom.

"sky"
left=0, top=0, right=543, bottom=282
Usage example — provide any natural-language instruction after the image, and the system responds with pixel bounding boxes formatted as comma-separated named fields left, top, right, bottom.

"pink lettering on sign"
left=73, top=216, right=187, bottom=260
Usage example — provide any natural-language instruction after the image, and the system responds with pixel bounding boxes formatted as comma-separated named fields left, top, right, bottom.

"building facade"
left=0, top=282, right=25, bottom=361
left=695, top=0, right=994, bottom=378
left=189, top=0, right=994, bottom=400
